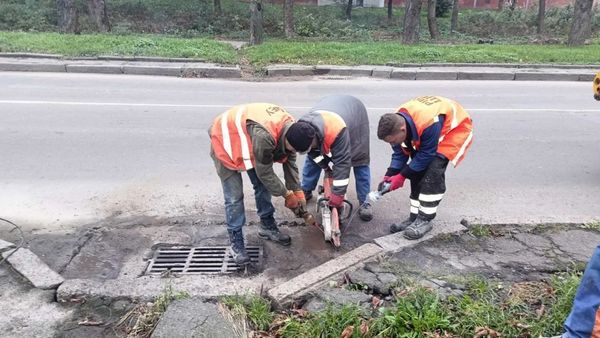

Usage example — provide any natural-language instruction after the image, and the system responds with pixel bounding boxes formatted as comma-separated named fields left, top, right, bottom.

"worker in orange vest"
left=376, top=96, right=473, bottom=240
left=210, top=103, right=312, bottom=266
left=593, top=72, right=600, bottom=101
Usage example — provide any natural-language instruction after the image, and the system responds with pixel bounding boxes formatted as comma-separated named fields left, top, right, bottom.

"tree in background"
left=214, top=0, right=222, bottom=15
left=57, top=0, right=79, bottom=33
left=537, top=0, right=545, bottom=34
left=346, top=0, right=353, bottom=20
left=88, top=0, right=110, bottom=32
left=568, top=0, right=593, bottom=45
left=427, top=0, right=439, bottom=39
left=284, top=0, right=294, bottom=38
left=450, top=0, right=459, bottom=33
left=250, top=0, right=264, bottom=45
left=402, top=0, right=422, bottom=44
left=387, top=0, right=393, bottom=21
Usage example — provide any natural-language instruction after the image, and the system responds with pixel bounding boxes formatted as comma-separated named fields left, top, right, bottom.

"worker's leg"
left=220, top=171, right=250, bottom=264
left=354, top=165, right=373, bottom=221
left=247, top=169, right=291, bottom=246
left=404, top=156, right=449, bottom=240
left=301, top=157, right=323, bottom=200
left=563, top=245, right=600, bottom=338
left=389, top=171, right=423, bottom=233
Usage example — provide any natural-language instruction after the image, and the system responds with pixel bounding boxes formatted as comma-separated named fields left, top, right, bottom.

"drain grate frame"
left=145, top=246, right=262, bottom=275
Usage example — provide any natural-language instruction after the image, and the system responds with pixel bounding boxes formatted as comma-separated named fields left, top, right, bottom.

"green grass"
left=243, top=40, right=600, bottom=66
left=3, top=30, right=600, bottom=67
left=220, top=294, right=274, bottom=332
left=0, top=31, right=238, bottom=63
left=468, top=224, right=492, bottom=237
left=221, top=271, right=581, bottom=337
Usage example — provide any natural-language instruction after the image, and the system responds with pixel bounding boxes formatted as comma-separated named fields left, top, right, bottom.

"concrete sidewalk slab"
left=289, top=65, right=314, bottom=76
left=267, top=243, right=383, bottom=305
left=315, top=65, right=353, bottom=76
left=123, top=64, right=182, bottom=77
left=151, top=298, right=240, bottom=338
left=373, top=222, right=467, bottom=252
left=182, top=64, right=241, bottom=78
left=458, top=71, right=515, bottom=80
left=3, top=248, right=64, bottom=289
left=351, top=66, right=374, bottom=77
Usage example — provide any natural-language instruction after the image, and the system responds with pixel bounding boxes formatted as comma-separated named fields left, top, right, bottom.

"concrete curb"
left=266, top=222, right=467, bottom=305
left=266, top=64, right=599, bottom=81
left=0, top=57, right=241, bottom=78
left=267, top=243, right=383, bottom=306
left=2, top=248, right=64, bottom=289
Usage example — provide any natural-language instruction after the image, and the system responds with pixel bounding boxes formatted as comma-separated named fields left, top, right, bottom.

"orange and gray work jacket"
left=301, top=95, right=370, bottom=196
left=387, top=96, right=473, bottom=179
left=594, top=72, right=600, bottom=101
left=209, top=103, right=300, bottom=197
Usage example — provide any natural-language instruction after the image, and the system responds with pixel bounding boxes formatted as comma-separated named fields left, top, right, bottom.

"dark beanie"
left=286, top=121, right=315, bottom=152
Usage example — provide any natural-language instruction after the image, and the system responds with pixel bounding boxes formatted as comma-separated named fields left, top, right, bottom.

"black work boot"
left=228, top=229, right=251, bottom=266
left=403, top=217, right=433, bottom=240
left=258, top=219, right=291, bottom=246
left=358, top=202, right=373, bottom=222
left=390, top=214, right=417, bottom=233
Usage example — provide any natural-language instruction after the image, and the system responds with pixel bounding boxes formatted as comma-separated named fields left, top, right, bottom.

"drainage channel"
left=145, top=246, right=263, bottom=275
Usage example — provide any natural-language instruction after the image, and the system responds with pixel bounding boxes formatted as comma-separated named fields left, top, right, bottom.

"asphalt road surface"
left=1, top=72, right=599, bottom=234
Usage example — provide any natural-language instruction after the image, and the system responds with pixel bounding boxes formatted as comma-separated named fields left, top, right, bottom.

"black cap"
left=286, top=121, right=315, bottom=152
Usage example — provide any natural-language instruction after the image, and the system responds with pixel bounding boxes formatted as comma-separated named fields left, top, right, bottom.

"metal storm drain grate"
left=146, top=246, right=262, bottom=275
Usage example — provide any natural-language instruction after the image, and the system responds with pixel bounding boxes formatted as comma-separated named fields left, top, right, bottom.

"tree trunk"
left=567, top=0, right=593, bottom=45
left=88, top=0, right=110, bottom=32
left=497, top=0, right=503, bottom=9
left=250, top=0, right=264, bottom=45
left=387, top=0, right=393, bottom=21
left=56, top=0, right=79, bottom=33
left=346, top=0, right=353, bottom=20
left=536, top=0, right=545, bottom=34
left=509, top=0, right=517, bottom=11
left=214, top=0, right=222, bottom=15
left=402, top=0, right=422, bottom=44
left=284, top=0, right=294, bottom=38
left=450, top=0, right=459, bottom=33
left=427, top=0, right=439, bottom=39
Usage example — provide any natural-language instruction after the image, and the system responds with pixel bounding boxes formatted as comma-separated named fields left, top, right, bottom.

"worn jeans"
left=220, top=169, right=276, bottom=232
left=301, top=158, right=371, bottom=204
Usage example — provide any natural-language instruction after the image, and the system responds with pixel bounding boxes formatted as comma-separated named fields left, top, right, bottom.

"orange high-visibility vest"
left=210, top=103, right=294, bottom=171
left=594, top=72, right=600, bottom=101
left=315, top=110, right=347, bottom=155
left=397, top=96, right=473, bottom=167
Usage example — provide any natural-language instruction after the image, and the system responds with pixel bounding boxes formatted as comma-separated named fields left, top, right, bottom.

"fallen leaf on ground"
left=341, top=325, right=354, bottom=338
left=474, top=326, right=501, bottom=338
left=372, top=295, right=383, bottom=309
left=360, top=321, right=369, bottom=335
left=291, top=308, right=309, bottom=318
left=78, top=320, right=103, bottom=326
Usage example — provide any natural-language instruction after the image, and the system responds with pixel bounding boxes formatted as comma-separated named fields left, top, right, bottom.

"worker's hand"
left=384, top=174, right=406, bottom=191
left=284, top=190, right=300, bottom=210
left=293, top=190, right=306, bottom=209
left=328, top=193, right=344, bottom=208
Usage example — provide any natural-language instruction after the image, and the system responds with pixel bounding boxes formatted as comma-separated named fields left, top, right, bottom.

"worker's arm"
left=307, top=149, right=331, bottom=170
left=329, top=128, right=352, bottom=196
left=400, top=116, right=444, bottom=179
left=250, top=126, right=288, bottom=197
left=385, top=144, right=409, bottom=176
left=282, top=152, right=301, bottom=191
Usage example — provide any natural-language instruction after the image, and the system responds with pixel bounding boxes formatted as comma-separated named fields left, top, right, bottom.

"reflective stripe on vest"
left=314, top=110, right=346, bottom=155
left=397, top=96, right=473, bottom=167
left=211, top=103, right=294, bottom=171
